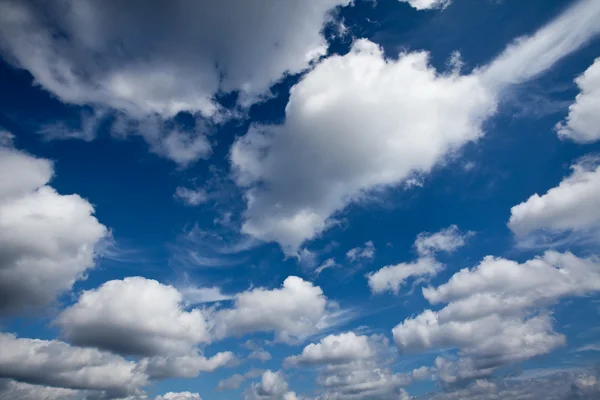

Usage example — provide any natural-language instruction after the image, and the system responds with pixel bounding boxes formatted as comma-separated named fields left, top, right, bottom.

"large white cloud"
left=508, top=158, right=600, bottom=245
left=231, top=0, right=600, bottom=254
left=285, top=332, right=377, bottom=366
left=0, top=145, right=107, bottom=315
left=0, top=0, right=349, bottom=164
left=56, top=277, right=213, bottom=357
left=392, top=251, right=600, bottom=382
left=213, top=276, right=338, bottom=343
left=556, top=58, right=600, bottom=143
left=244, top=370, right=299, bottom=400
left=0, top=332, right=147, bottom=398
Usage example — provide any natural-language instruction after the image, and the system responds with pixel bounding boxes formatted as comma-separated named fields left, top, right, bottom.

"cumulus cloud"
left=244, top=370, right=299, bottom=400
left=392, top=251, right=600, bottom=382
left=556, top=58, right=600, bottom=143
left=346, top=241, right=376, bottom=262
left=368, top=226, right=469, bottom=295
left=0, top=144, right=107, bottom=315
left=155, top=392, right=202, bottom=400
left=0, top=332, right=147, bottom=398
left=0, top=380, right=81, bottom=400
left=398, top=0, right=451, bottom=11
left=174, top=187, right=208, bottom=206
left=0, top=0, right=349, bottom=164
left=56, top=277, right=212, bottom=357
left=508, top=158, right=600, bottom=245
left=213, top=276, right=339, bottom=343
left=231, top=0, right=600, bottom=254
left=217, top=369, right=264, bottom=391
left=285, top=332, right=377, bottom=366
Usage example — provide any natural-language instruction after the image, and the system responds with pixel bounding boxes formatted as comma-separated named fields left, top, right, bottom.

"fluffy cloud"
left=0, top=0, right=349, bottom=164
left=56, top=277, right=212, bottom=357
left=368, top=226, right=469, bottom=295
left=231, top=0, right=600, bottom=254
left=0, top=380, right=81, bottom=400
left=392, top=251, right=600, bottom=382
left=398, top=0, right=451, bottom=11
left=155, top=392, right=201, bottom=400
left=217, top=369, right=264, bottom=391
left=414, top=225, right=472, bottom=256
left=508, top=158, right=600, bottom=245
left=0, top=145, right=107, bottom=315
left=174, top=187, right=208, bottom=206
left=556, top=58, right=600, bottom=143
left=421, top=371, right=600, bottom=400
left=213, top=276, right=337, bottom=343
left=140, top=352, right=235, bottom=380
left=0, top=332, right=147, bottom=398
left=244, top=370, right=298, bottom=400
left=346, top=241, right=375, bottom=262
left=285, top=332, right=377, bottom=366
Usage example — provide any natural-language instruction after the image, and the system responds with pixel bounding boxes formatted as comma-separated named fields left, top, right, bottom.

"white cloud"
left=0, top=332, right=147, bottom=398
left=217, top=369, right=264, bottom=391
left=508, top=158, right=600, bottom=244
left=0, top=145, right=107, bottom=315
left=285, top=332, right=377, bottom=366
left=0, top=380, right=81, bottom=400
left=244, top=370, right=298, bottom=400
left=368, top=226, right=469, bottom=295
left=556, top=58, right=600, bottom=143
left=367, top=257, right=442, bottom=295
left=214, top=276, right=338, bottom=343
left=414, top=225, right=472, bottom=256
left=155, top=392, right=201, bottom=400
left=249, top=349, right=273, bottom=362
left=315, top=258, right=337, bottom=276
left=56, top=277, right=212, bottom=357
left=232, top=0, right=600, bottom=254
left=346, top=241, right=376, bottom=262
left=140, top=352, right=235, bottom=380
left=174, top=187, right=208, bottom=206
left=392, top=251, right=600, bottom=381
left=0, top=0, right=349, bottom=164
left=398, top=0, right=451, bottom=11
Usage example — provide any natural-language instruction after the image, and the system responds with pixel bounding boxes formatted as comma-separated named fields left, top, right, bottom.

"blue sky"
left=1, top=0, right=600, bottom=399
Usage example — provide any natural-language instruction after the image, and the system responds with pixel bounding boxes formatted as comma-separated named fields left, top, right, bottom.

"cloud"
left=315, top=258, right=337, bottom=276
left=249, top=349, right=273, bottom=362
left=508, top=158, right=600, bottom=245
left=0, top=144, right=108, bottom=315
left=217, top=369, right=264, bottom=391
left=398, top=0, right=451, bottom=11
left=392, top=251, right=600, bottom=382
left=56, top=277, right=212, bottom=357
left=367, top=226, right=469, bottom=295
left=0, top=0, right=349, bottom=164
left=231, top=0, right=600, bottom=254
left=414, top=225, right=472, bottom=257
left=213, top=276, right=340, bottom=343
left=174, top=187, right=208, bottom=206
left=556, top=58, right=600, bottom=143
left=285, top=332, right=377, bottom=366
left=421, top=370, right=600, bottom=400
left=0, top=380, right=81, bottom=400
left=140, top=352, right=235, bottom=380
left=367, top=257, right=442, bottom=295
left=0, top=332, right=147, bottom=398
left=155, top=392, right=202, bottom=400
left=244, top=370, right=299, bottom=400
left=346, top=241, right=376, bottom=262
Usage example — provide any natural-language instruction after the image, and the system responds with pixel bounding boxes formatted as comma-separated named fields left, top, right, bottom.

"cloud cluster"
left=0, top=143, right=107, bottom=315
left=393, top=251, right=600, bottom=383
left=557, top=58, right=600, bottom=143
left=232, top=0, right=600, bottom=254
left=367, top=226, right=470, bottom=295
left=509, top=157, right=600, bottom=246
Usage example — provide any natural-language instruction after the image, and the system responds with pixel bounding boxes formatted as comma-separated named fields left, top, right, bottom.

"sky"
left=0, top=0, right=600, bottom=399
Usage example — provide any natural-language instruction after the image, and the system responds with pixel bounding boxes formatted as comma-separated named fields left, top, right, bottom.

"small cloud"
left=174, top=186, right=208, bottom=206
left=346, top=241, right=375, bottom=263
